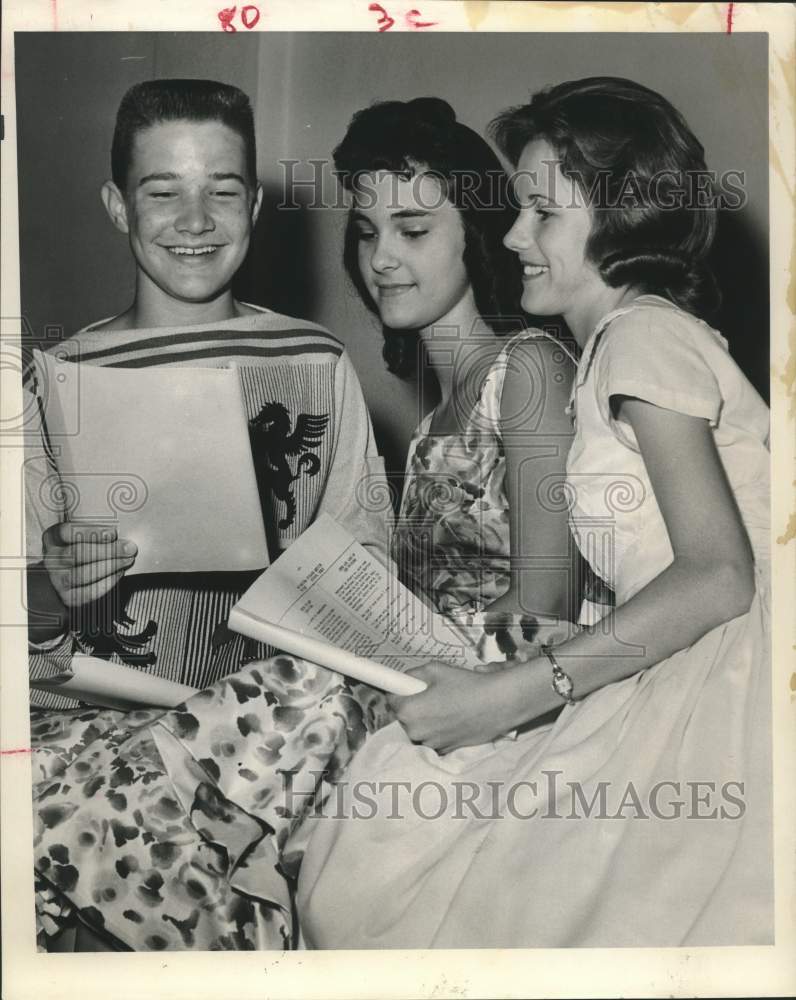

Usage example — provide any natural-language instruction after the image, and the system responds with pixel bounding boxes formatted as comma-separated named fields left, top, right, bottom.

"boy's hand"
left=42, top=522, right=137, bottom=608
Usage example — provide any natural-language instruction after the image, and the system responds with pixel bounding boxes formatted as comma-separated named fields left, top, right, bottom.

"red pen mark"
left=218, top=5, right=237, bottom=31
left=726, top=2, right=734, bottom=33
left=1, top=747, right=33, bottom=756
left=218, top=4, right=261, bottom=31
left=369, top=3, right=396, bottom=31
left=405, top=9, right=436, bottom=28
left=241, top=4, right=260, bottom=29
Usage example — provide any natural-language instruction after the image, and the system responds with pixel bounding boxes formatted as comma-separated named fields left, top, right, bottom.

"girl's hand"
left=386, top=662, right=520, bottom=753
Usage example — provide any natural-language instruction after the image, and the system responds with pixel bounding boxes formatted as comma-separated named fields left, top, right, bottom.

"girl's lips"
left=377, top=284, right=415, bottom=297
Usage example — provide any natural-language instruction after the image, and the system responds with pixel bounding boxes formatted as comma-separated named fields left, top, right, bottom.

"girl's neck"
left=566, top=284, right=642, bottom=349
left=419, top=289, right=498, bottom=405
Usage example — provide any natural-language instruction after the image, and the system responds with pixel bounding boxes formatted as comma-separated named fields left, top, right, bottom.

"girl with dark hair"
left=330, top=96, right=584, bottom=621
left=298, top=80, right=771, bottom=949
left=335, top=96, right=524, bottom=378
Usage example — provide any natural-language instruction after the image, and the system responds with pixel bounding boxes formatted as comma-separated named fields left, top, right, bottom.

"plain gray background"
left=15, top=31, right=768, bottom=471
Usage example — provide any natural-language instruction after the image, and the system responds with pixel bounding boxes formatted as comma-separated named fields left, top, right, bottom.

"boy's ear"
left=250, top=183, right=264, bottom=227
left=101, top=180, right=130, bottom=234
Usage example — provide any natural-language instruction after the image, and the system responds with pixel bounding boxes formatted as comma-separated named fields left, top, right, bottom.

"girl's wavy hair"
left=490, top=77, right=720, bottom=318
left=334, top=97, right=523, bottom=378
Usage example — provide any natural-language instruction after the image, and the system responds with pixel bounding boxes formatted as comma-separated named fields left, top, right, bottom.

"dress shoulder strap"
left=475, top=328, right=576, bottom=429
left=510, top=327, right=579, bottom=366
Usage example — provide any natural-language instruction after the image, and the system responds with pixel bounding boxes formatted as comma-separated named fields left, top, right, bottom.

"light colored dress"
left=297, top=296, right=772, bottom=948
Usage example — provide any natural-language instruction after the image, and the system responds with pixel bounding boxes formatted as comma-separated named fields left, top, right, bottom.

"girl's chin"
left=520, top=291, right=552, bottom=315
left=378, top=311, right=421, bottom=329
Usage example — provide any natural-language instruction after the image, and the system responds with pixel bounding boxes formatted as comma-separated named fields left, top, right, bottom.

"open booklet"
left=228, top=513, right=485, bottom=696
left=31, top=349, right=270, bottom=576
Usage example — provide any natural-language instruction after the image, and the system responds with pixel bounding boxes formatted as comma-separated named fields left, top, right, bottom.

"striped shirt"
left=25, top=307, right=389, bottom=707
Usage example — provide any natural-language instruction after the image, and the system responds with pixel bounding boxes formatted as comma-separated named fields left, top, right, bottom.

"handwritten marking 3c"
left=368, top=3, right=437, bottom=31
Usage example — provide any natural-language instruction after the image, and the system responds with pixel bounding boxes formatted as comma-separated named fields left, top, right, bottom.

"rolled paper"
left=227, top=611, right=428, bottom=696
left=30, top=653, right=198, bottom=709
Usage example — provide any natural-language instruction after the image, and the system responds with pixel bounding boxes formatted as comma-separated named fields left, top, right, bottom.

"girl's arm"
left=484, top=336, right=579, bottom=621
left=390, top=399, right=756, bottom=752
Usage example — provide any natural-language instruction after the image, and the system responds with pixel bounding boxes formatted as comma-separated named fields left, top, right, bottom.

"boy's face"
left=107, top=119, right=262, bottom=307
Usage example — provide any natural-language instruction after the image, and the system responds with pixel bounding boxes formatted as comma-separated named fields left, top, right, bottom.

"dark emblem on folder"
left=250, top=402, right=329, bottom=529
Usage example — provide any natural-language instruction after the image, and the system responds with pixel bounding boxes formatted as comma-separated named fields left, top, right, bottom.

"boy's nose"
left=175, top=196, right=215, bottom=235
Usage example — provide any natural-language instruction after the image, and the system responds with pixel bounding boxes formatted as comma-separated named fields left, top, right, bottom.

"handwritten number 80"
left=218, top=5, right=261, bottom=32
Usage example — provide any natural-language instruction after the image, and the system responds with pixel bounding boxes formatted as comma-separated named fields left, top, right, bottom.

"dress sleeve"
left=314, top=350, right=392, bottom=563
left=593, top=307, right=723, bottom=448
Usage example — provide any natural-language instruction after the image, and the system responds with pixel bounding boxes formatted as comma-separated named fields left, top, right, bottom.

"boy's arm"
left=315, top=350, right=392, bottom=563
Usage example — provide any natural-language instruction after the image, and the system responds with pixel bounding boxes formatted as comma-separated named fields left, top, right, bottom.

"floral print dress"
left=392, top=330, right=575, bottom=617
left=32, top=655, right=369, bottom=950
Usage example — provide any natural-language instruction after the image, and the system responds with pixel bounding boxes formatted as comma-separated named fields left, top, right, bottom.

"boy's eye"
left=213, top=189, right=241, bottom=198
left=149, top=191, right=176, bottom=199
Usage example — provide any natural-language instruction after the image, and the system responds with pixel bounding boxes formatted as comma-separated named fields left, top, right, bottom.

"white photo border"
left=1, top=2, right=794, bottom=998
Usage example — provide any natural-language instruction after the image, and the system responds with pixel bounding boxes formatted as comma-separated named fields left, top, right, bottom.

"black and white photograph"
left=1, top=2, right=794, bottom=998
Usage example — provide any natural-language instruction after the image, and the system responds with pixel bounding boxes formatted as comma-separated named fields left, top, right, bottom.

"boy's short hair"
left=111, top=78, right=257, bottom=190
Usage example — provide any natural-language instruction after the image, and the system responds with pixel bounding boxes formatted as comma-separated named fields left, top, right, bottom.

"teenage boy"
left=27, top=78, right=388, bottom=700
left=26, top=80, right=387, bottom=951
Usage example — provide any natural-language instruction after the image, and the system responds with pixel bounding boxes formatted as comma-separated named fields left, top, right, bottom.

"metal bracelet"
left=541, top=643, right=577, bottom=706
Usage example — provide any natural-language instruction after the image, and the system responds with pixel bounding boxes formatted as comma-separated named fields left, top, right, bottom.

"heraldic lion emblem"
left=250, top=402, right=330, bottom=529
